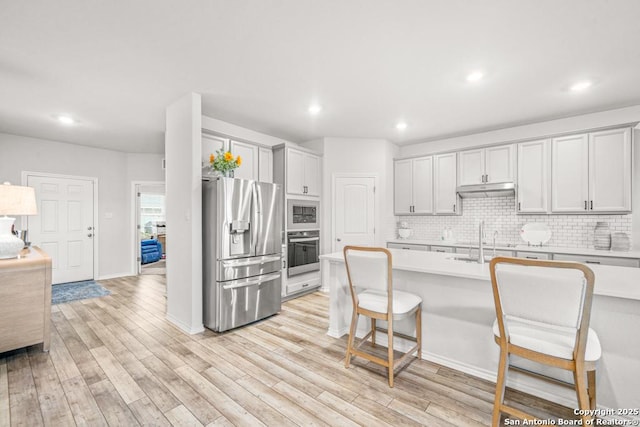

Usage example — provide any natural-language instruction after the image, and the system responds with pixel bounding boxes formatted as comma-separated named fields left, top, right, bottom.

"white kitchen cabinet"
left=230, top=140, right=259, bottom=181
left=588, top=128, right=631, bottom=212
left=458, top=149, right=484, bottom=185
left=286, top=148, right=320, bottom=197
left=434, top=152, right=459, bottom=214
left=551, top=133, right=589, bottom=212
left=393, top=156, right=433, bottom=215
left=517, top=139, right=550, bottom=213
left=201, top=134, right=227, bottom=169
left=387, top=243, right=429, bottom=251
left=394, top=159, right=413, bottom=215
left=458, top=144, right=515, bottom=185
left=551, top=128, right=631, bottom=213
left=258, top=147, right=273, bottom=183
left=516, top=251, right=551, bottom=260
left=552, top=253, right=640, bottom=268
left=430, top=245, right=455, bottom=253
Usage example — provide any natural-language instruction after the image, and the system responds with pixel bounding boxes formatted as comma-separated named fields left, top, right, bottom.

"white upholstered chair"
left=489, top=257, right=600, bottom=426
left=343, top=246, right=422, bottom=387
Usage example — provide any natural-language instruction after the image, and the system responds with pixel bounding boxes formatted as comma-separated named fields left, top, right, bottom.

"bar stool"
left=489, top=257, right=601, bottom=426
left=343, top=246, right=422, bottom=387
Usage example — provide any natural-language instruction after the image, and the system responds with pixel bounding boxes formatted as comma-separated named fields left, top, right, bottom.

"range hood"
left=456, top=182, right=515, bottom=198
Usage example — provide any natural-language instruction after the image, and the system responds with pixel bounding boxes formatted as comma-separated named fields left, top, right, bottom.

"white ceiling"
left=2, top=1, right=640, bottom=154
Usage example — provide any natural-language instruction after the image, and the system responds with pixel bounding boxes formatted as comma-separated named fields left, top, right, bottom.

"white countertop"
left=320, top=249, right=640, bottom=301
left=386, top=238, right=640, bottom=259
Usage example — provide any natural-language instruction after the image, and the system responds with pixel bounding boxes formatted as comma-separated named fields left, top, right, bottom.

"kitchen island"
left=320, top=249, right=640, bottom=413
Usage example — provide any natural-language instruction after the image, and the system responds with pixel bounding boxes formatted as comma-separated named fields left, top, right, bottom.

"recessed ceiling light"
left=308, top=104, right=322, bottom=115
left=466, top=71, right=484, bottom=82
left=570, top=80, right=592, bottom=92
left=57, top=115, right=75, bottom=125
left=396, top=122, right=408, bottom=130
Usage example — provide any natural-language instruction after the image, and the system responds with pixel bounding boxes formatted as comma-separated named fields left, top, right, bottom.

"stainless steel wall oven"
left=287, top=230, right=320, bottom=277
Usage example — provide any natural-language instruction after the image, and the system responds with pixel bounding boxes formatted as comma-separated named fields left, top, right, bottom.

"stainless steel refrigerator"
left=202, top=177, right=283, bottom=332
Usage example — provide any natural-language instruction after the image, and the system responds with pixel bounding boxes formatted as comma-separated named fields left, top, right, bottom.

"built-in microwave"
left=287, top=199, right=319, bottom=230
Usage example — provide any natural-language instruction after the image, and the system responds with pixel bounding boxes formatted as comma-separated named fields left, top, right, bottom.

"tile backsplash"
left=397, top=196, right=632, bottom=248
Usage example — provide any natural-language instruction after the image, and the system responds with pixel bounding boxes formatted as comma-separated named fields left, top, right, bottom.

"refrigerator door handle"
left=289, top=237, right=320, bottom=243
left=222, top=272, right=282, bottom=290
left=221, top=255, right=281, bottom=268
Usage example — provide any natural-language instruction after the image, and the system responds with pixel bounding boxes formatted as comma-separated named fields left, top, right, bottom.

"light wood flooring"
left=0, top=274, right=579, bottom=426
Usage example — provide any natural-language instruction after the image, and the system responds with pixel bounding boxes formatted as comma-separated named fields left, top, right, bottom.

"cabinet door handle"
left=585, top=260, right=600, bottom=264
left=584, top=200, right=587, bottom=210
left=590, top=200, right=593, bottom=210
left=481, top=174, right=485, bottom=183
left=485, top=174, right=489, bottom=182
left=453, top=204, right=456, bottom=212
left=518, top=202, right=521, bottom=211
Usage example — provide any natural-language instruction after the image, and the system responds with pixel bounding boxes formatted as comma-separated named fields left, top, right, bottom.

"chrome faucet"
left=493, top=230, right=499, bottom=258
left=478, top=220, right=485, bottom=264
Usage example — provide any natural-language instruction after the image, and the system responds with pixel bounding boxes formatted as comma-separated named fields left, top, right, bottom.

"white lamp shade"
left=0, top=182, right=38, bottom=216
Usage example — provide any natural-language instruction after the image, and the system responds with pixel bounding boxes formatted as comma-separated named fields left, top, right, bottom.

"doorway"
left=332, top=174, right=377, bottom=253
left=24, top=172, right=97, bottom=284
left=134, top=183, right=166, bottom=275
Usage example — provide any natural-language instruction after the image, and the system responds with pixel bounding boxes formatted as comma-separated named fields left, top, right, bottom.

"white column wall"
left=165, top=92, right=204, bottom=334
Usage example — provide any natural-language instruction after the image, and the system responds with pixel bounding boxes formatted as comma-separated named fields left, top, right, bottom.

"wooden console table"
left=0, top=247, right=52, bottom=353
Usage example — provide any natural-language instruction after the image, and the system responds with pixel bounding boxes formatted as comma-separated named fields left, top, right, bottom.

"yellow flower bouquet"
left=209, top=149, right=241, bottom=177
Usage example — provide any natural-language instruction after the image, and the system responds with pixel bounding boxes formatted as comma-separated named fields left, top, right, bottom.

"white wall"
left=165, top=93, right=204, bottom=334
left=301, top=137, right=399, bottom=254
left=0, top=132, right=164, bottom=278
left=202, top=116, right=294, bottom=147
left=400, top=104, right=640, bottom=158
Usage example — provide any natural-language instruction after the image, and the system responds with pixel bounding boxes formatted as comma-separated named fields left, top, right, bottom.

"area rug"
left=52, top=280, right=111, bottom=305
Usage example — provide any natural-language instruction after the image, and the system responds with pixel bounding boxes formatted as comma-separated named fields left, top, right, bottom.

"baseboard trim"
left=97, top=272, right=132, bottom=280
left=166, top=313, right=204, bottom=335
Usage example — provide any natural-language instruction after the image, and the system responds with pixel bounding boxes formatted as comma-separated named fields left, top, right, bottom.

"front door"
left=333, top=176, right=376, bottom=253
left=27, top=175, right=95, bottom=284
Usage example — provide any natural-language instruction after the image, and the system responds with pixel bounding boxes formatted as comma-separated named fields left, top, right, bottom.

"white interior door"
left=334, top=176, right=376, bottom=253
left=27, top=175, right=95, bottom=284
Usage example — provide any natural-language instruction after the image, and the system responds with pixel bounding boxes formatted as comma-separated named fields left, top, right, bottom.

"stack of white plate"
left=611, top=232, right=631, bottom=251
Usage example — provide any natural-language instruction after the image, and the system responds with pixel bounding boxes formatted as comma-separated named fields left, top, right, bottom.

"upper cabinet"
left=393, top=156, right=433, bottom=215
left=434, top=152, right=459, bottom=214
left=458, top=144, right=515, bottom=185
left=551, top=128, right=631, bottom=213
left=258, top=147, right=273, bottom=183
left=286, top=148, right=321, bottom=197
left=229, top=140, right=273, bottom=183
left=230, top=140, right=259, bottom=181
left=517, top=139, right=551, bottom=213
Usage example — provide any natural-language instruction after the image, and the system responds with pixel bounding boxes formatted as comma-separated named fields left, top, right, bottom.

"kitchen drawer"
left=287, top=276, right=320, bottom=295
left=516, top=251, right=551, bottom=260
left=456, top=247, right=514, bottom=257
left=387, top=243, right=429, bottom=251
left=552, top=253, right=640, bottom=268
left=430, top=245, right=455, bottom=253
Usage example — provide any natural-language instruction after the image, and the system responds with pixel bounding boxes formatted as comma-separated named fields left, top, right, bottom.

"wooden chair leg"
left=387, top=320, right=394, bottom=387
left=492, top=345, right=509, bottom=427
left=371, top=318, right=376, bottom=346
left=587, top=369, right=596, bottom=410
left=345, top=311, right=359, bottom=368
left=573, top=365, right=592, bottom=425
left=415, top=305, right=422, bottom=359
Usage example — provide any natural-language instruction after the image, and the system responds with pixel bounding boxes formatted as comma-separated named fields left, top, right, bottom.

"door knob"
left=336, top=238, right=341, bottom=242
left=88, top=233, right=93, bottom=238
left=88, top=226, right=93, bottom=230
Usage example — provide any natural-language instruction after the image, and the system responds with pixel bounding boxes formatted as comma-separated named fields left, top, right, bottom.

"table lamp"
left=0, top=182, right=38, bottom=259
